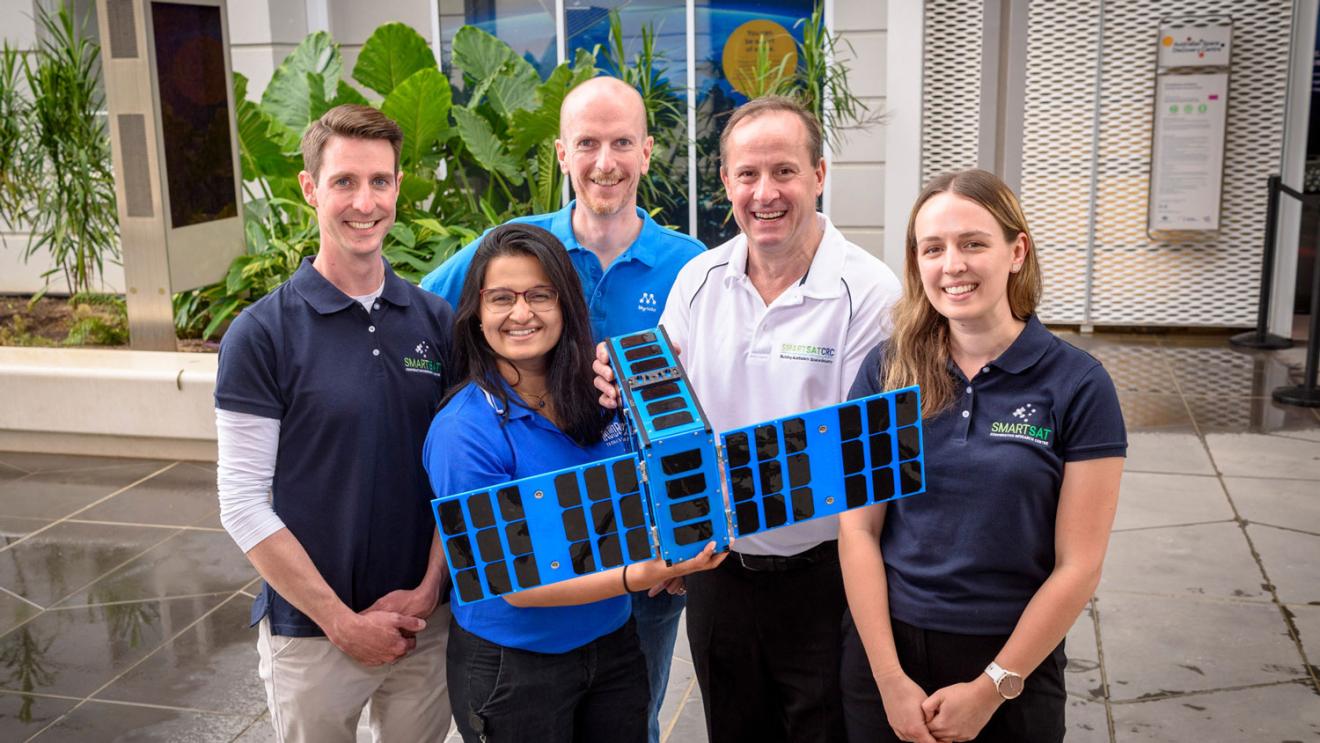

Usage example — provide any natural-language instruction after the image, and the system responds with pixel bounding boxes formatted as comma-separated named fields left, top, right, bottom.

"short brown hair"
left=300, top=104, right=403, bottom=178
left=719, top=95, right=823, bottom=168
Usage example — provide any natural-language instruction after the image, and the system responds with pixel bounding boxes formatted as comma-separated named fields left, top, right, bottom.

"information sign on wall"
left=1157, top=23, right=1232, bottom=68
left=1148, top=17, right=1233, bottom=237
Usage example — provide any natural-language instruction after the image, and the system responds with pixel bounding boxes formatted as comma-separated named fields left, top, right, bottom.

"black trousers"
left=685, top=545, right=847, bottom=743
left=447, top=617, right=649, bottom=743
left=840, top=612, right=1067, bottom=743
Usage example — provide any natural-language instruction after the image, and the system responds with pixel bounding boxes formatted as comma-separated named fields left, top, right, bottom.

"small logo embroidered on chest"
left=637, top=291, right=658, bottom=312
left=778, top=342, right=836, bottom=364
left=988, top=403, right=1052, bottom=445
left=602, top=419, right=627, bottom=446
left=402, top=340, right=444, bottom=377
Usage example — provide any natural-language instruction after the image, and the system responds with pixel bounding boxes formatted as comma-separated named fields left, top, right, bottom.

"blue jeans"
left=631, top=589, right=686, bottom=743
left=448, top=617, right=649, bottom=743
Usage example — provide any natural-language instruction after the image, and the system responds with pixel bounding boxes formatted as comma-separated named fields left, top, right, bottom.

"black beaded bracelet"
left=622, top=563, right=632, bottom=593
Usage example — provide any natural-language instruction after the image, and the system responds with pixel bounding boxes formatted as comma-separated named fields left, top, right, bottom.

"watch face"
left=999, top=673, right=1025, bottom=700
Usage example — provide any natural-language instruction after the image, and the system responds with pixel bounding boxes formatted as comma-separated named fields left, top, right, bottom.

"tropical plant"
left=0, top=43, right=28, bottom=225
left=178, top=23, right=597, bottom=338
left=694, top=1, right=880, bottom=243
left=64, top=292, right=128, bottom=345
left=599, top=10, right=688, bottom=230
left=0, top=3, right=119, bottom=298
left=179, top=7, right=871, bottom=339
left=781, top=4, right=881, bottom=151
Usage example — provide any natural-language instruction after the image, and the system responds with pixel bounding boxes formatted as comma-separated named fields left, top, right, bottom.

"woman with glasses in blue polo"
left=423, top=224, right=723, bottom=743
left=838, top=170, right=1126, bottom=743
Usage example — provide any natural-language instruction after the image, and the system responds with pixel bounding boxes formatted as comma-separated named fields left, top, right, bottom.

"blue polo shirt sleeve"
left=214, top=310, right=284, bottom=419
left=422, top=393, right=513, bottom=499
left=1060, top=363, right=1127, bottom=461
left=418, top=231, right=486, bottom=308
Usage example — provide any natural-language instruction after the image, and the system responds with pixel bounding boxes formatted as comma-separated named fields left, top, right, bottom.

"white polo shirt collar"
left=720, top=214, right=850, bottom=301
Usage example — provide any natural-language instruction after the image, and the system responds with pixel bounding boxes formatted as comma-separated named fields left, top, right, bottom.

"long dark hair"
left=445, top=223, right=609, bottom=446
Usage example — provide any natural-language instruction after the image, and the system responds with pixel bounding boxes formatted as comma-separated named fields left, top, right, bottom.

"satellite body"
left=433, top=327, right=926, bottom=604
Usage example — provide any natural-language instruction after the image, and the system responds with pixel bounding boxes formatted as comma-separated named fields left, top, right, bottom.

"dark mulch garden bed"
left=0, top=295, right=217, bottom=351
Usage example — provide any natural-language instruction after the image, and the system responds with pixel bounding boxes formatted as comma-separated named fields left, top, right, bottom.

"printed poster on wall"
left=1148, top=72, right=1229, bottom=233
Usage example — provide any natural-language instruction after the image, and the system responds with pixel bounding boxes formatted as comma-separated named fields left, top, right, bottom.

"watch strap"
left=983, top=661, right=1022, bottom=700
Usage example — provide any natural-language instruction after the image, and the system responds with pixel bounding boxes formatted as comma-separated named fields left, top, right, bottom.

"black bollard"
left=1230, top=175, right=1296, bottom=350
left=1273, top=238, right=1320, bottom=407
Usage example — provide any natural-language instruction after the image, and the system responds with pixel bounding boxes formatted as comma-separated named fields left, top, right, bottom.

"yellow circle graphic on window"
left=722, top=20, right=798, bottom=98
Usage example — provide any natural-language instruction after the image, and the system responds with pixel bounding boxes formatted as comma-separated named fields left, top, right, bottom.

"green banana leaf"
left=353, top=22, right=437, bottom=98
left=261, top=32, right=342, bottom=132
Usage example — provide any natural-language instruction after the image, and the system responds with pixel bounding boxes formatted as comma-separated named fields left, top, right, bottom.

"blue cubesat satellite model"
left=432, top=327, right=927, bottom=604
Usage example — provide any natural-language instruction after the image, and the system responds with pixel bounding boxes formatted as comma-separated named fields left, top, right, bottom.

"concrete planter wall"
left=0, top=347, right=217, bottom=461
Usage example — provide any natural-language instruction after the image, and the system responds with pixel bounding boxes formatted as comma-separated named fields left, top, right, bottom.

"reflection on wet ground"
left=0, top=331, right=1318, bottom=741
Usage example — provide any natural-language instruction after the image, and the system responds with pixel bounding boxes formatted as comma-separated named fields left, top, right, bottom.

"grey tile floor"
left=0, top=330, right=1318, bottom=741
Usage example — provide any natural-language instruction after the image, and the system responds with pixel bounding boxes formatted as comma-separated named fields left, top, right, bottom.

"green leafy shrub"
left=0, top=315, right=56, bottom=347
left=0, top=3, right=118, bottom=298
left=178, top=7, right=873, bottom=340
left=178, top=23, right=594, bottom=339
left=64, top=293, right=128, bottom=346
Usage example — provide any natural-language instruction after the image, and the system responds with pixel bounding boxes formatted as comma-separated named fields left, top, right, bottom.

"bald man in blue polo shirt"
left=216, top=106, right=454, bottom=742
left=420, top=76, right=704, bottom=743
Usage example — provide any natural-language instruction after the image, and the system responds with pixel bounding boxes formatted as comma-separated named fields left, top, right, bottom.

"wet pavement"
left=1, top=330, right=1318, bottom=741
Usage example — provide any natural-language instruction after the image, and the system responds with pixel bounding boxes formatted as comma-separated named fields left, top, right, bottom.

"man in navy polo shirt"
left=215, top=105, right=454, bottom=742
left=419, top=76, right=704, bottom=743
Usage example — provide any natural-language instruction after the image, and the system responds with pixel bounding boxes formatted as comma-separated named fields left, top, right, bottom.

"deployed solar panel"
left=721, top=388, right=924, bottom=538
left=432, top=453, right=656, bottom=604
left=433, top=326, right=926, bottom=604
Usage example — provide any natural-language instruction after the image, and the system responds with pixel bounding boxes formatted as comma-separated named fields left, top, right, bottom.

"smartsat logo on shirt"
left=989, top=402, right=1052, bottom=445
left=403, top=340, right=444, bottom=377
left=779, top=342, right=837, bottom=364
left=1012, top=404, right=1039, bottom=422
left=637, top=292, right=658, bottom=312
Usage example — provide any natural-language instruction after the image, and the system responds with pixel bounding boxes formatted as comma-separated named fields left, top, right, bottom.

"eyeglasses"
left=479, top=285, right=559, bottom=313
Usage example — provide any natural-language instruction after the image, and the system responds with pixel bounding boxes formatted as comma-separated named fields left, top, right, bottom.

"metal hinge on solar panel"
left=431, top=325, right=929, bottom=604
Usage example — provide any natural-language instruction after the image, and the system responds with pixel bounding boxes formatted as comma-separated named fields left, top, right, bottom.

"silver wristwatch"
left=984, top=661, right=1024, bottom=700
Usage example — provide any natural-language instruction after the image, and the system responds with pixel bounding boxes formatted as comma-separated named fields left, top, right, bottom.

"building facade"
left=3, top=0, right=1316, bottom=336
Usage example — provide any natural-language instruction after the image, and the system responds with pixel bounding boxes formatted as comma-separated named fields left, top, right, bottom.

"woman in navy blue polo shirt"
left=423, top=224, right=723, bottom=743
left=838, top=169, right=1126, bottom=743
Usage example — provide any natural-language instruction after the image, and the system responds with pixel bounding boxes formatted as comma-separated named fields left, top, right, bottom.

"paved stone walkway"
left=0, top=329, right=1317, bottom=741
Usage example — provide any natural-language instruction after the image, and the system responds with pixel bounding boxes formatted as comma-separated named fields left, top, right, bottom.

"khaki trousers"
left=257, top=604, right=452, bottom=743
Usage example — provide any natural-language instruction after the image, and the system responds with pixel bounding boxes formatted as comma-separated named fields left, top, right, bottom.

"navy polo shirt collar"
left=552, top=200, right=661, bottom=267
left=290, top=255, right=413, bottom=315
left=989, top=315, right=1052, bottom=374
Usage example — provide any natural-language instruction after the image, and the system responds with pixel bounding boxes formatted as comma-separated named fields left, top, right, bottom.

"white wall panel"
left=1019, top=0, right=1293, bottom=327
left=830, top=164, right=886, bottom=228
left=836, top=0, right=886, bottom=31
left=840, top=227, right=886, bottom=258
left=329, top=0, right=431, bottom=44
left=837, top=31, right=886, bottom=98
left=1018, top=0, right=1100, bottom=323
left=834, top=98, right=886, bottom=162
left=921, top=0, right=981, bottom=181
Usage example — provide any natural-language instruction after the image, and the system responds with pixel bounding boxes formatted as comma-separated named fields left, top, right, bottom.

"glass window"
left=694, top=0, right=814, bottom=245
left=565, top=1, right=690, bottom=233
left=438, top=0, right=558, bottom=78
left=437, top=0, right=817, bottom=246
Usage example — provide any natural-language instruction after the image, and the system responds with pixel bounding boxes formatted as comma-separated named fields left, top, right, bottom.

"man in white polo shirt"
left=659, top=96, right=900, bottom=742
